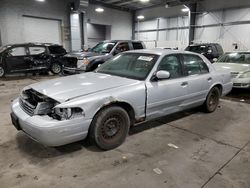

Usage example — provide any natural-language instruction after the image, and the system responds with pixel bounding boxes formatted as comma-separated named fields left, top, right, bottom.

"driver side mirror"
left=213, top=58, right=218, bottom=62
left=155, top=70, right=170, bottom=80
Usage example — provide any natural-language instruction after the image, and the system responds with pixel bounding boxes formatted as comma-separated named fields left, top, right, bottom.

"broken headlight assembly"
left=52, top=107, right=85, bottom=120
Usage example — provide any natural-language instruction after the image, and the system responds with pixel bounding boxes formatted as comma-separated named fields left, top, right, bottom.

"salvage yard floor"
left=0, top=75, right=250, bottom=188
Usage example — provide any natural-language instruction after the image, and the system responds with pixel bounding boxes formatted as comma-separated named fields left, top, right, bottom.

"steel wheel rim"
left=52, top=63, right=61, bottom=73
left=0, top=67, right=4, bottom=77
left=101, top=115, right=123, bottom=140
left=208, top=91, right=219, bottom=110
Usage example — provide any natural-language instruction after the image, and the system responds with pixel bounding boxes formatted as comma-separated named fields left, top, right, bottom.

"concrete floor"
left=0, top=75, right=250, bottom=188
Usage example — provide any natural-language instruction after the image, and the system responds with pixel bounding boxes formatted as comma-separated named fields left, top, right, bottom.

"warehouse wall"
left=135, top=16, right=189, bottom=49
left=86, top=4, right=132, bottom=44
left=194, top=7, right=250, bottom=52
left=0, top=0, right=72, bottom=50
left=135, top=4, right=250, bottom=52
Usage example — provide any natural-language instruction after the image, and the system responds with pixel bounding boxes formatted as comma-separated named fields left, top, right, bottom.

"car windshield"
left=217, top=52, right=250, bottom=64
left=91, top=42, right=116, bottom=53
left=97, top=53, right=159, bottom=80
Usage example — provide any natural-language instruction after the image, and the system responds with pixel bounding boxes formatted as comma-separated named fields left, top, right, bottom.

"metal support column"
left=188, top=3, right=197, bottom=45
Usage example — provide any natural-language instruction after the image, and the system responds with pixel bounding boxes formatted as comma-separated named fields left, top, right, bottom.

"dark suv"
left=0, top=43, right=67, bottom=77
left=185, top=43, right=224, bottom=63
left=62, top=40, right=145, bottom=74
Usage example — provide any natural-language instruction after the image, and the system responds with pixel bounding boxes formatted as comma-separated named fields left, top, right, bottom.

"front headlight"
left=83, top=58, right=90, bottom=65
left=53, top=107, right=85, bottom=120
left=239, top=71, right=250, bottom=78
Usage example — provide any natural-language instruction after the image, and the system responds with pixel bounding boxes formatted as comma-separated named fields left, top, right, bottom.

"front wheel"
left=88, top=106, right=130, bottom=150
left=203, top=87, right=220, bottom=113
left=0, top=66, right=5, bottom=78
left=50, top=62, right=62, bottom=74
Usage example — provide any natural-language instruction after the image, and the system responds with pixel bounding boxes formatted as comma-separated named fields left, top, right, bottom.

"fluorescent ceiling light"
left=181, top=8, right=190, bottom=12
left=137, top=15, right=145, bottom=20
left=140, top=0, right=150, bottom=2
left=95, top=7, right=104, bottom=13
left=36, top=0, right=45, bottom=2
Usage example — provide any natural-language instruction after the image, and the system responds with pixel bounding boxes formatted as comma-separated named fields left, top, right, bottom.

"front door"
left=5, top=46, right=29, bottom=72
left=146, top=54, right=188, bottom=119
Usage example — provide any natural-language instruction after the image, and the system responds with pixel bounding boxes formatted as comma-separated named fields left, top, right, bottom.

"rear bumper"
left=11, top=98, right=92, bottom=146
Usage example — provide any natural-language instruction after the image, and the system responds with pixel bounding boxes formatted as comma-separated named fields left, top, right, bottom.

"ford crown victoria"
left=11, top=49, right=232, bottom=150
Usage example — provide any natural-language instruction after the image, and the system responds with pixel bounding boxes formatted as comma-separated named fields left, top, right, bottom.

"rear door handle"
left=181, top=82, right=188, bottom=87
left=207, top=77, right=212, bottom=82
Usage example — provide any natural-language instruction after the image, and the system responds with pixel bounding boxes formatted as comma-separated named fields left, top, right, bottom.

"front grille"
left=19, top=98, right=36, bottom=116
left=231, top=72, right=239, bottom=78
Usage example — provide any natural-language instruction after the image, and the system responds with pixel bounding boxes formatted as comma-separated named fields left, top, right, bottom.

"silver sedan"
left=11, top=49, right=233, bottom=150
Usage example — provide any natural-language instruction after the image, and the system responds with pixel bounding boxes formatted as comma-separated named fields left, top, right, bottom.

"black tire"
left=51, top=62, right=62, bottom=74
left=89, top=106, right=130, bottom=150
left=203, top=87, right=220, bottom=113
left=0, top=66, right=5, bottom=78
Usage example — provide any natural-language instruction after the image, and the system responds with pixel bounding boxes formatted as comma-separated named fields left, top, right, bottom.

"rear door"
left=5, top=46, right=29, bottom=72
left=28, top=45, right=50, bottom=70
left=181, top=54, right=212, bottom=107
left=132, top=42, right=144, bottom=50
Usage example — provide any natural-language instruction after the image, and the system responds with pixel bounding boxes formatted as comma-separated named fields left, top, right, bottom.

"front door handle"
left=181, top=82, right=188, bottom=87
left=207, top=77, right=212, bottom=82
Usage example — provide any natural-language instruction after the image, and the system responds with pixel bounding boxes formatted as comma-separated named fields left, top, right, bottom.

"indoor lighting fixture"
left=140, top=0, right=150, bottom=3
left=95, top=7, right=104, bottom=13
left=165, top=3, right=169, bottom=8
left=181, top=5, right=190, bottom=12
left=137, top=15, right=145, bottom=20
left=36, top=0, right=45, bottom=2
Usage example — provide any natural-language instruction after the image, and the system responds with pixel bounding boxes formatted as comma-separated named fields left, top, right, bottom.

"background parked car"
left=62, top=40, right=145, bottom=74
left=213, top=52, right=250, bottom=88
left=0, top=43, right=67, bottom=77
left=185, top=43, right=224, bottom=63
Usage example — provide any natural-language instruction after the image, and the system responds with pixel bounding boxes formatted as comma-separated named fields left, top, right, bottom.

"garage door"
left=23, top=16, right=62, bottom=45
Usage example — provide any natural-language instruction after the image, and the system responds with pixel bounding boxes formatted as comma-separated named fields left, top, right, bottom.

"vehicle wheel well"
left=213, top=84, right=223, bottom=96
left=95, top=102, right=135, bottom=126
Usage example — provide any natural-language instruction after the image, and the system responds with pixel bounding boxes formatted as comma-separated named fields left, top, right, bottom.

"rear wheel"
left=0, top=66, right=5, bottom=78
left=51, top=62, right=62, bottom=74
left=203, top=87, right=220, bottom=113
left=89, top=106, right=130, bottom=150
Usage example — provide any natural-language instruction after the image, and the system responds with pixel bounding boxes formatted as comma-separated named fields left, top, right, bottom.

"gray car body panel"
left=11, top=49, right=233, bottom=146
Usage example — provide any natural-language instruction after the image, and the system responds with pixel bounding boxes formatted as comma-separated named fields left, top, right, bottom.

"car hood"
left=28, top=72, right=139, bottom=102
left=213, top=62, right=250, bottom=73
left=65, top=51, right=107, bottom=59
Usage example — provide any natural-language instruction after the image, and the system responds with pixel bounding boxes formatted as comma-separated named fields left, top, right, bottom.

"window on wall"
left=9, top=47, right=27, bottom=56
left=183, top=54, right=209, bottom=75
left=158, top=55, right=182, bottom=78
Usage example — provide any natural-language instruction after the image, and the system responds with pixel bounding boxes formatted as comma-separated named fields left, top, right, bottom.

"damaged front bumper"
left=11, top=98, right=92, bottom=146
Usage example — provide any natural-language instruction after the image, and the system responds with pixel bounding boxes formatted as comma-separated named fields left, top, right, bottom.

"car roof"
left=103, top=40, right=143, bottom=43
left=188, top=43, right=220, bottom=47
left=123, top=49, right=201, bottom=56
left=3, top=43, right=62, bottom=47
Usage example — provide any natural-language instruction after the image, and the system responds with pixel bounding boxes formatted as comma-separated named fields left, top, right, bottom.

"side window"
left=8, top=47, right=26, bottom=56
left=158, top=55, right=182, bottom=79
left=29, top=46, right=46, bottom=55
left=183, top=54, right=209, bottom=75
left=132, top=42, right=143, bottom=50
left=116, top=42, right=130, bottom=52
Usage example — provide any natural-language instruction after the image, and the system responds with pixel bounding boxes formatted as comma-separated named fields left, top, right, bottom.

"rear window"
left=132, top=42, right=144, bottom=50
left=48, top=46, right=66, bottom=55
